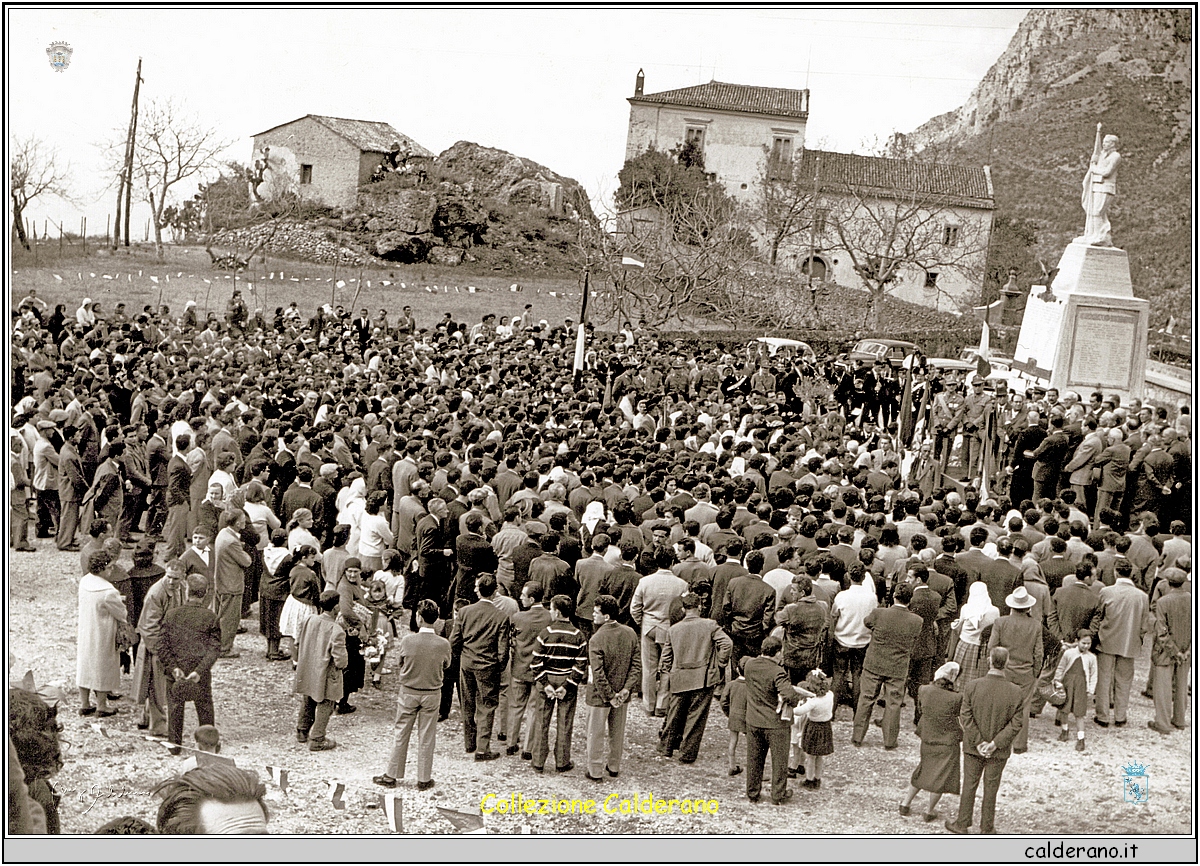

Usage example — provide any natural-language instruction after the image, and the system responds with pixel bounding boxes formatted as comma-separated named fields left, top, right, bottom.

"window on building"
left=813, top=208, right=829, bottom=234
left=768, top=136, right=793, bottom=180
left=942, top=224, right=959, bottom=247
left=300, top=164, right=313, bottom=185
left=925, top=271, right=939, bottom=289
left=685, top=126, right=705, bottom=149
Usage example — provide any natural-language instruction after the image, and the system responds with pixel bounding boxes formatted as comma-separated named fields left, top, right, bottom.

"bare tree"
left=132, top=99, right=231, bottom=258
left=10, top=137, right=72, bottom=250
left=819, top=179, right=989, bottom=330
left=753, top=152, right=820, bottom=267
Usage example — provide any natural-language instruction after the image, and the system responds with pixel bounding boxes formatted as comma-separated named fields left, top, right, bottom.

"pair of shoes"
left=772, top=790, right=793, bottom=805
left=851, top=739, right=863, bottom=748
left=883, top=744, right=898, bottom=751
left=898, top=804, right=912, bottom=817
left=1075, top=738, right=1086, bottom=751
left=167, top=746, right=181, bottom=756
left=747, top=794, right=761, bottom=803
left=556, top=762, right=574, bottom=773
left=678, top=757, right=696, bottom=765
left=1114, top=720, right=1127, bottom=728
left=14, top=545, right=36, bottom=552
left=497, top=733, right=506, bottom=742
left=1147, top=721, right=1173, bottom=734
left=729, top=766, right=742, bottom=777
left=97, top=708, right=119, bottom=718
left=137, top=721, right=150, bottom=730
left=336, top=703, right=357, bottom=715
left=219, top=651, right=240, bottom=659
left=923, top=812, right=939, bottom=823
left=944, top=820, right=968, bottom=835
left=585, top=772, right=605, bottom=782
left=1012, top=747, right=1028, bottom=754
left=372, top=774, right=397, bottom=788
left=521, top=751, right=532, bottom=761
left=79, top=706, right=97, bottom=716
left=1093, top=718, right=1110, bottom=728
left=309, top=738, right=338, bottom=752
left=297, top=731, right=309, bottom=743
left=59, top=544, right=80, bottom=552
left=1057, top=728, right=1069, bottom=742
left=606, top=766, right=619, bottom=778
left=475, top=752, right=500, bottom=762
left=802, top=779, right=820, bottom=790
left=505, top=745, right=520, bottom=756
left=787, top=768, right=798, bottom=779
left=532, top=765, right=544, bottom=774
left=417, top=779, right=435, bottom=791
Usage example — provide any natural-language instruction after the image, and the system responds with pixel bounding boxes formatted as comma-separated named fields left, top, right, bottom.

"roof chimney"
left=635, top=68, right=644, bottom=97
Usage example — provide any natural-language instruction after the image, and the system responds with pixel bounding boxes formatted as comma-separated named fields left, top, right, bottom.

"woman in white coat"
left=76, top=550, right=130, bottom=716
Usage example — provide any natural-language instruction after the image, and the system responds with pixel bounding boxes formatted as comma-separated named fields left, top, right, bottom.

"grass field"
left=10, top=242, right=590, bottom=333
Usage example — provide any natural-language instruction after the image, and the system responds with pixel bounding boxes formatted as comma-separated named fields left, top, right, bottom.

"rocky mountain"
left=907, top=8, right=1191, bottom=328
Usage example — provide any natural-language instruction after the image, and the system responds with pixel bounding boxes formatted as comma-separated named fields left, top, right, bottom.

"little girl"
left=361, top=579, right=394, bottom=688
left=793, top=669, right=834, bottom=789
left=1053, top=628, right=1097, bottom=752
left=720, top=656, right=748, bottom=777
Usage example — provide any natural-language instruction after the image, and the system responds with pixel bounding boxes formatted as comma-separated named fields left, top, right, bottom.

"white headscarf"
left=956, top=581, right=1000, bottom=645
left=582, top=500, right=606, bottom=535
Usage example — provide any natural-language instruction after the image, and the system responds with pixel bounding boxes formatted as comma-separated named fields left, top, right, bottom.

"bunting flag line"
left=53, top=274, right=62, bottom=280
left=435, top=806, right=484, bottom=832
left=325, top=779, right=347, bottom=811
left=265, top=766, right=289, bottom=792
left=150, top=276, right=159, bottom=284
left=381, top=792, right=403, bottom=832
left=336, top=280, right=346, bottom=289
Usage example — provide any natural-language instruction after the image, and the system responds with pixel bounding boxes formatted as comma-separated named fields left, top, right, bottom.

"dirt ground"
left=8, top=544, right=1192, bottom=836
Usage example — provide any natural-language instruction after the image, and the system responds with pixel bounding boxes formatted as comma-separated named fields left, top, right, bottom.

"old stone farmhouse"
left=624, top=72, right=994, bottom=312
left=251, top=115, right=433, bottom=210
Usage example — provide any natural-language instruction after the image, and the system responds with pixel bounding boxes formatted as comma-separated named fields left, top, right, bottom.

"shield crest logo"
left=1122, top=762, right=1149, bottom=804
left=46, top=41, right=73, bottom=72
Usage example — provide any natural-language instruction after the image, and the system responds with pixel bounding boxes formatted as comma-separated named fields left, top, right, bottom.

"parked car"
left=751, top=337, right=817, bottom=362
left=846, top=338, right=921, bottom=368
left=959, top=347, right=1013, bottom=374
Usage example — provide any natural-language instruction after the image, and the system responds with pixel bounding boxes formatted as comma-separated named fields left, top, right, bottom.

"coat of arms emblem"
left=46, top=41, right=73, bottom=72
left=1122, top=761, right=1149, bottom=804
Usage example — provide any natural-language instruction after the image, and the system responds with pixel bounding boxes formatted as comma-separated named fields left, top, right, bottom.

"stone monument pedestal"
left=1012, top=240, right=1148, bottom=400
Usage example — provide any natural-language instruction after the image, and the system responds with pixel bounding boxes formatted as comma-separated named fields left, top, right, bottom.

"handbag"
left=1038, top=679, right=1067, bottom=708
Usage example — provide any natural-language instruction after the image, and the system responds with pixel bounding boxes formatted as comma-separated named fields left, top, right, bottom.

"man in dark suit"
left=658, top=592, right=733, bottom=763
left=955, top=527, right=992, bottom=592
left=986, top=587, right=1042, bottom=753
left=413, top=498, right=455, bottom=622
left=449, top=573, right=511, bottom=761
left=584, top=594, right=642, bottom=781
left=1029, top=415, right=1071, bottom=500
left=507, top=582, right=553, bottom=758
left=163, top=436, right=193, bottom=560
left=452, top=512, right=499, bottom=608
left=906, top=566, right=941, bottom=726
left=157, top=571, right=222, bottom=754
left=722, top=551, right=776, bottom=664
left=945, top=646, right=1024, bottom=835
left=744, top=635, right=801, bottom=805
left=56, top=427, right=86, bottom=551
left=926, top=555, right=958, bottom=666
left=980, top=537, right=1021, bottom=614
left=852, top=583, right=923, bottom=749
left=281, top=465, right=324, bottom=528
left=1039, top=537, right=1076, bottom=594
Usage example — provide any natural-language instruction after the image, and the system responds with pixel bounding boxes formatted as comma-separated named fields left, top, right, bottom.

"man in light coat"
left=133, top=560, right=189, bottom=737
left=630, top=548, right=688, bottom=716
left=1093, top=567, right=1150, bottom=727
left=1064, top=418, right=1105, bottom=514
left=584, top=594, right=642, bottom=781
left=657, top=592, right=733, bottom=763
left=292, top=591, right=348, bottom=751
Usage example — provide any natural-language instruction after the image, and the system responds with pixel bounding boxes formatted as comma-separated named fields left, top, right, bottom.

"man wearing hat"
left=133, top=557, right=189, bottom=736
left=32, top=418, right=63, bottom=541
left=1149, top=568, right=1190, bottom=734
left=56, top=425, right=86, bottom=552
left=985, top=586, right=1042, bottom=753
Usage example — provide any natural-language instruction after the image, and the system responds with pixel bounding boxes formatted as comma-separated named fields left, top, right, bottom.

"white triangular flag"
left=621, top=256, right=644, bottom=269
left=336, top=280, right=346, bottom=289
left=150, top=276, right=159, bottom=283
left=53, top=274, right=62, bottom=281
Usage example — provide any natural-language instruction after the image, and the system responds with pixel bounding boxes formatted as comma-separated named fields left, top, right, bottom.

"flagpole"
left=573, top=267, right=590, bottom=389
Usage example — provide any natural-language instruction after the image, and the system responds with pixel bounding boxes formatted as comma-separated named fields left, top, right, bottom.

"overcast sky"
left=8, top=6, right=1027, bottom=233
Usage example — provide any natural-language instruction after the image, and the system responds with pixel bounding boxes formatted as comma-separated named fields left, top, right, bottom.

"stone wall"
left=212, top=221, right=365, bottom=267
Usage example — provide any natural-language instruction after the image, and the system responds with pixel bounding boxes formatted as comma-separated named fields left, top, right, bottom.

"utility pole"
left=113, top=58, right=142, bottom=249
left=808, top=155, right=821, bottom=311
left=123, top=58, right=143, bottom=247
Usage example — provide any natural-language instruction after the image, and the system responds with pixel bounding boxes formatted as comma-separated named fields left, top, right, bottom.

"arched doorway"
left=800, top=256, right=827, bottom=281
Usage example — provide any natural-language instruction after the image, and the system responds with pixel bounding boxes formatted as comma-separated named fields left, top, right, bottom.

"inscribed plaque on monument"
left=1067, top=306, right=1137, bottom=388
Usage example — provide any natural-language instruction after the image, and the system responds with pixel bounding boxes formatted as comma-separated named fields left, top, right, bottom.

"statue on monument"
left=1078, top=123, right=1120, bottom=247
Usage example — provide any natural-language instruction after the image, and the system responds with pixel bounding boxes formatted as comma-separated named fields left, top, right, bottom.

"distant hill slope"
left=907, top=8, right=1191, bottom=329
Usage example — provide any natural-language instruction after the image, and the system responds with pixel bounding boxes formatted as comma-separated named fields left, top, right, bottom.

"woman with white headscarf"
left=336, top=476, right=368, bottom=557
left=899, top=661, right=963, bottom=822
left=76, top=299, right=97, bottom=329
left=947, top=582, right=1000, bottom=688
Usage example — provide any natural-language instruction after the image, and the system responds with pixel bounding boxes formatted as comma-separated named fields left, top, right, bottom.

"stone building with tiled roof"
left=251, top=115, right=432, bottom=209
left=623, top=71, right=994, bottom=311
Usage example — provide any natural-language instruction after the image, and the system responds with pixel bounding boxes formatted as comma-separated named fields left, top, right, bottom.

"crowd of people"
left=8, top=286, right=1192, bottom=834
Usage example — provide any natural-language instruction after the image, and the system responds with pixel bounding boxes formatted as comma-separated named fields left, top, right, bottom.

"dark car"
left=846, top=338, right=921, bottom=369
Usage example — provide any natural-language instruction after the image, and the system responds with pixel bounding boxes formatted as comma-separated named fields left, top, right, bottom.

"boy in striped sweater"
left=529, top=594, right=589, bottom=774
